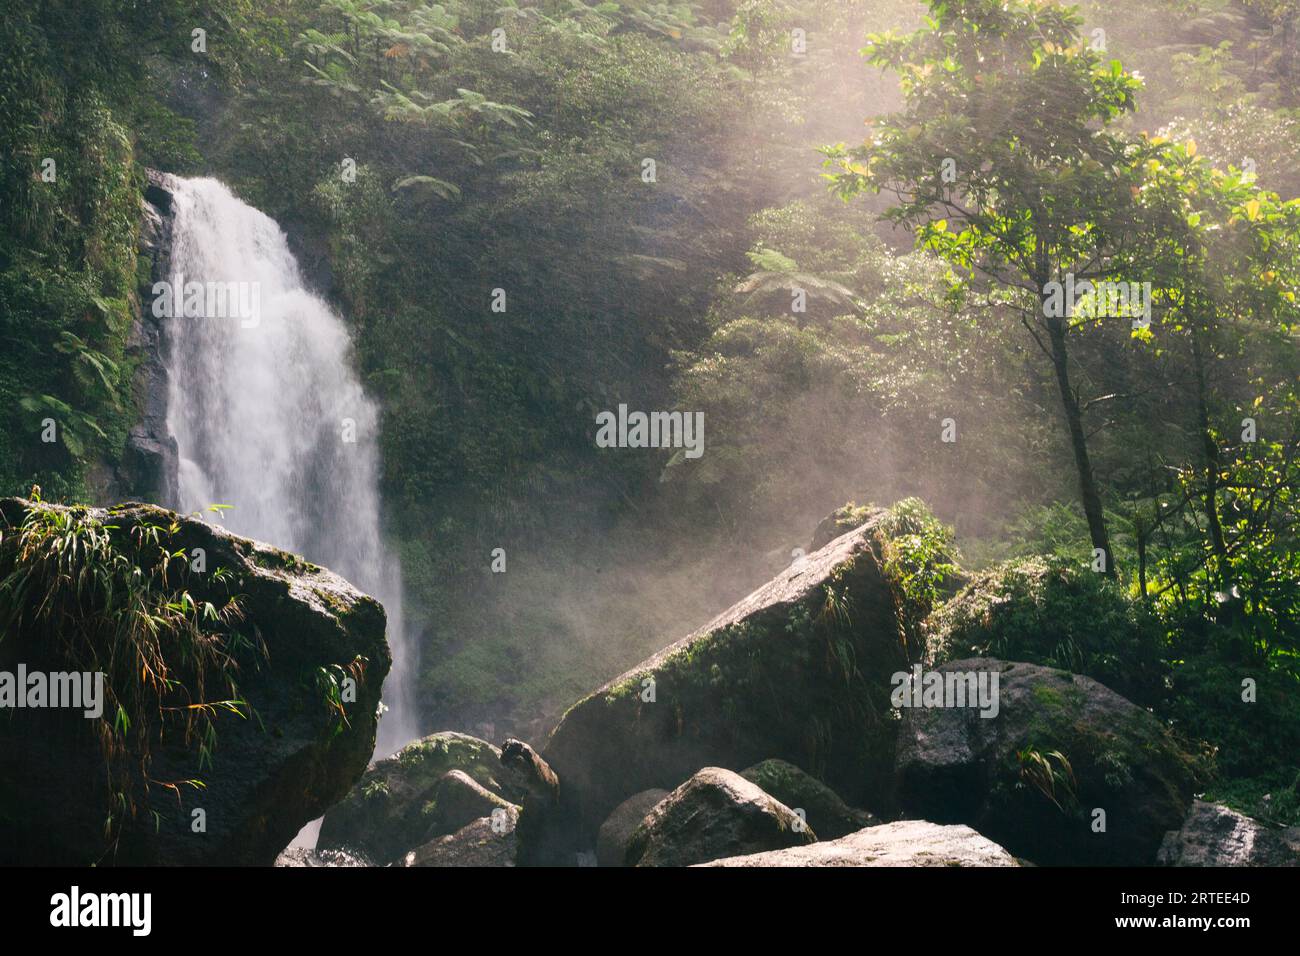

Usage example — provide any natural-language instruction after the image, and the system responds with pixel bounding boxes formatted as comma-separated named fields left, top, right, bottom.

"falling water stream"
left=162, top=177, right=418, bottom=842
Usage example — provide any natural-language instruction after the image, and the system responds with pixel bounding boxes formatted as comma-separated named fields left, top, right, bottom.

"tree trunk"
left=1136, top=518, right=1148, bottom=599
left=1044, top=311, right=1115, bottom=577
left=1190, top=328, right=1229, bottom=577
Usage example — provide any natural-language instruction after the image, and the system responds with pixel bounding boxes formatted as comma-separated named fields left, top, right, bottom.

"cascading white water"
left=162, top=177, right=418, bottom=765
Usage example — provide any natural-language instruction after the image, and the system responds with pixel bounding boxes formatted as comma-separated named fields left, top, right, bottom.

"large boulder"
left=427, top=770, right=519, bottom=839
left=0, top=498, right=390, bottom=866
left=700, top=820, right=1019, bottom=867
left=740, top=759, right=876, bottom=839
left=1157, top=801, right=1300, bottom=867
left=543, top=509, right=911, bottom=849
left=318, top=732, right=529, bottom=864
left=625, top=767, right=816, bottom=867
left=596, top=789, right=670, bottom=867
left=894, top=659, right=1195, bottom=866
left=401, top=809, right=520, bottom=867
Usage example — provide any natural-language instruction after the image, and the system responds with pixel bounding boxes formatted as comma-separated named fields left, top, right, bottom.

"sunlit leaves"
left=826, top=0, right=1152, bottom=293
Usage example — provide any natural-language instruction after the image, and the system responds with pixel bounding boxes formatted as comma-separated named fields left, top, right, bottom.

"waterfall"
left=161, top=177, right=418, bottom=766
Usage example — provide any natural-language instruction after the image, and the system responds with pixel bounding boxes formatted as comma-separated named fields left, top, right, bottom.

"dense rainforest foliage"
left=1, top=0, right=1298, bottom=825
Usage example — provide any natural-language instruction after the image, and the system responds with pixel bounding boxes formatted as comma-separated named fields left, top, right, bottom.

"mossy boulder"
left=428, top=770, right=519, bottom=839
left=926, top=558, right=1166, bottom=706
left=626, top=768, right=816, bottom=867
left=401, top=808, right=520, bottom=867
left=541, top=508, right=914, bottom=853
left=740, top=758, right=876, bottom=839
left=318, top=731, right=529, bottom=864
left=596, top=789, right=670, bottom=867
left=894, top=659, right=1195, bottom=865
left=0, top=498, right=390, bottom=866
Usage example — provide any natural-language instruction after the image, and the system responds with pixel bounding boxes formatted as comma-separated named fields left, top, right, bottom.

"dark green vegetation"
left=928, top=558, right=1167, bottom=706
left=1, top=0, right=1297, bottom=833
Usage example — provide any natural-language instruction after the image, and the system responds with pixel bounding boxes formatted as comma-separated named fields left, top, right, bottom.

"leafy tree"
left=823, top=0, right=1161, bottom=575
left=1127, top=139, right=1300, bottom=600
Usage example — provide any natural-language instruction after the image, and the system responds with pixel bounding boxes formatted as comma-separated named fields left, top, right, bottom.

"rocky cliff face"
left=0, top=498, right=390, bottom=865
left=90, top=169, right=179, bottom=507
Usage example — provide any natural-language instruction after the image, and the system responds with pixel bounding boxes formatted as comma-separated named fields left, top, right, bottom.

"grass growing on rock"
left=0, top=500, right=261, bottom=843
left=873, top=498, right=964, bottom=659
